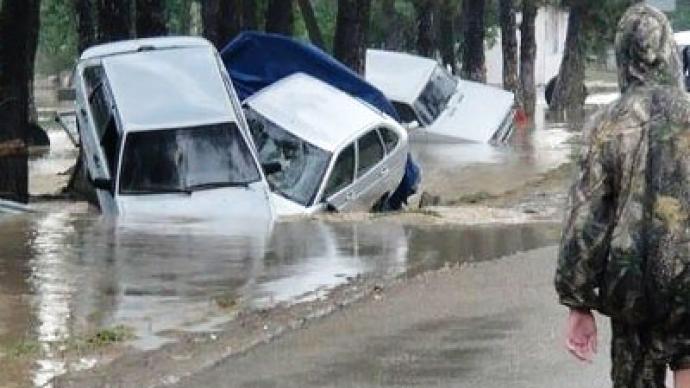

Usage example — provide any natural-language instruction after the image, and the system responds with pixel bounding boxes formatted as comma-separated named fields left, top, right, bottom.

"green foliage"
left=669, top=1, right=690, bottom=31
left=36, top=0, right=78, bottom=74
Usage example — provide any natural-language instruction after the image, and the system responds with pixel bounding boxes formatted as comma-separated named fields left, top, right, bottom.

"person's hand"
left=566, top=308, right=597, bottom=362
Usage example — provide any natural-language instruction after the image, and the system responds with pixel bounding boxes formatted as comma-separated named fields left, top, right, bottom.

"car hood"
left=116, top=182, right=274, bottom=222
left=427, top=80, right=514, bottom=143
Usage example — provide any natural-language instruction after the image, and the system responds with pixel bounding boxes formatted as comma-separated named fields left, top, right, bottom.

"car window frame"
left=376, top=126, right=400, bottom=154
left=320, top=142, right=356, bottom=201
left=80, top=63, right=124, bottom=189
left=355, top=129, right=386, bottom=178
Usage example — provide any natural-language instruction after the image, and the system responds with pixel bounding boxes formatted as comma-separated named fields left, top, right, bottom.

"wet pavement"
left=172, top=246, right=616, bottom=388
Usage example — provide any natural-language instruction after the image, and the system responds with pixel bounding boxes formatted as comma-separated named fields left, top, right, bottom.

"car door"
left=78, top=65, right=121, bottom=213
left=321, top=143, right=356, bottom=212
left=351, top=129, right=387, bottom=211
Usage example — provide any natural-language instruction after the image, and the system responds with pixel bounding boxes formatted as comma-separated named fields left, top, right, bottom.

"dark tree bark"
left=461, top=0, right=486, bottom=82
left=550, top=4, right=587, bottom=118
left=96, top=0, right=132, bottom=43
left=333, top=0, right=371, bottom=74
left=297, top=0, right=324, bottom=48
left=242, top=0, right=258, bottom=30
left=380, top=0, right=404, bottom=50
left=519, top=0, right=537, bottom=117
left=0, top=0, right=41, bottom=203
left=414, top=0, right=435, bottom=57
left=499, top=0, right=518, bottom=94
left=202, top=0, right=243, bottom=48
left=265, top=0, right=293, bottom=36
left=136, top=0, right=168, bottom=37
left=438, top=0, right=457, bottom=73
left=74, top=0, right=96, bottom=53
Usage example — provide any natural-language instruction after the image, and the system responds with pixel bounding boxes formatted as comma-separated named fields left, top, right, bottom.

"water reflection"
left=0, top=210, right=560, bottom=386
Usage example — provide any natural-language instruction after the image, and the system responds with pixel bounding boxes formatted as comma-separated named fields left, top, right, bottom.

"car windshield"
left=119, top=123, right=262, bottom=195
left=414, top=66, right=458, bottom=126
left=245, top=107, right=332, bottom=207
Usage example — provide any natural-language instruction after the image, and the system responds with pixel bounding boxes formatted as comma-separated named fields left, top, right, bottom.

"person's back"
left=555, top=4, right=690, bottom=387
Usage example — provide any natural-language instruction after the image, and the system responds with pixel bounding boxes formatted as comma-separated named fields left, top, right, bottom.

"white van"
left=74, top=37, right=274, bottom=220
left=365, top=49, right=515, bottom=144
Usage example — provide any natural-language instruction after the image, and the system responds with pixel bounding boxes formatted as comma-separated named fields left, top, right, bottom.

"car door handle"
left=346, top=191, right=356, bottom=200
left=380, top=167, right=389, bottom=177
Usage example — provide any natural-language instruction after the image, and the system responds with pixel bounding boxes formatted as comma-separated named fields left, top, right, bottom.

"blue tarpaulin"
left=220, top=32, right=420, bottom=209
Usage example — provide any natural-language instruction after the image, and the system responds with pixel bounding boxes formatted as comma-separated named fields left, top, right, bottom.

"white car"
left=243, top=73, right=409, bottom=216
left=365, top=49, right=515, bottom=144
left=74, top=37, right=274, bottom=220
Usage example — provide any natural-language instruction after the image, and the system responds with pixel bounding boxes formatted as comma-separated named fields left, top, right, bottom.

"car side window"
left=83, top=66, right=112, bottom=139
left=357, top=130, right=385, bottom=176
left=323, top=144, right=355, bottom=199
left=378, top=127, right=399, bottom=153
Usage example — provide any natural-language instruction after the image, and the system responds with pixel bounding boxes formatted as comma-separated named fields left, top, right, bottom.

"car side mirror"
left=262, top=161, right=282, bottom=175
left=92, top=177, right=112, bottom=191
left=403, top=120, right=420, bottom=131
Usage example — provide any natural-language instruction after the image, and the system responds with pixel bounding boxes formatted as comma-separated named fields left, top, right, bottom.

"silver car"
left=243, top=73, right=409, bottom=216
left=74, top=37, right=274, bottom=221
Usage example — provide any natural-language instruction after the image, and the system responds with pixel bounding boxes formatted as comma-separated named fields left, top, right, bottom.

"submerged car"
left=243, top=74, right=409, bottom=215
left=221, top=31, right=421, bottom=211
left=74, top=37, right=273, bottom=219
left=365, top=49, right=515, bottom=144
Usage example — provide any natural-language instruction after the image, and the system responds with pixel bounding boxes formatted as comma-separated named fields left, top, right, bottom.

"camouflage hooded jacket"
left=555, top=4, right=690, bottom=325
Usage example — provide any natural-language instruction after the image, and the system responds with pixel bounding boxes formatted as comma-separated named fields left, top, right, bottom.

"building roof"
left=100, top=45, right=237, bottom=131
left=245, top=73, right=387, bottom=151
left=365, top=49, right=437, bottom=104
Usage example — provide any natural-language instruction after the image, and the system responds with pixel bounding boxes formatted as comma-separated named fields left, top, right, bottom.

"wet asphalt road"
left=173, top=246, right=615, bottom=388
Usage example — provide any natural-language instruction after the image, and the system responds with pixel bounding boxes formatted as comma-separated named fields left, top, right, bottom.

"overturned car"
left=244, top=74, right=409, bottom=215
left=221, top=32, right=421, bottom=212
left=365, top=49, right=515, bottom=144
left=74, top=37, right=274, bottom=220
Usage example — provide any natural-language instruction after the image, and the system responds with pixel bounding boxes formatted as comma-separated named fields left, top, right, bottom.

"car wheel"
left=371, top=192, right=390, bottom=213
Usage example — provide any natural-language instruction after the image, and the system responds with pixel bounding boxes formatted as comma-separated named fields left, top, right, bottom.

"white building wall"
left=485, top=5, right=569, bottom=88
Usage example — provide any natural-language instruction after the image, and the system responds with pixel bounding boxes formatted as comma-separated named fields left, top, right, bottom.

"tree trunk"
left=550, top=4, right=587, bottom=119
left=265, top=0, right=293, bottom=36
left=74, top=0, right=96, bottom=53
left=381, top=0, right=404, bottom=50
left=136, top=0, right=168, bottom=37
left=242, top=0, right=257, bottom=30
left=461, top=0, right=486, bottom=82
left=414, top=0, right=435, bottom=57
left=333, top=0, right=371, bottom=74
left=0, top=0, right=41, bottom=203
left=297, top=0, right=324, bottom=48
left=519, top=0, right=537, bottom=117
left=96, top=0, right=132, bottom=43
left=438, top=0, right=457, bottom=73
left=499, top=0, right=518, bottom=94
left=202, top=0, right=242, bottom=48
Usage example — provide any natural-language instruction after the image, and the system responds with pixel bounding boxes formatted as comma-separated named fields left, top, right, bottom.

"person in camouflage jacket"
left=555, top=4, right=690, bottom=387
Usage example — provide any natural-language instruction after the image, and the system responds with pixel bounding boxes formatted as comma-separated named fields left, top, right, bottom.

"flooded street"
left=0, top=101, right=584, bottom=387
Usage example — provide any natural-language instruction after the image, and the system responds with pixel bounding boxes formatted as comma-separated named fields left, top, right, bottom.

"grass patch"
left=2, top=340, right=41, bottom=359
left=213, top=294, right=238, bottom=309
left=84, top=325, right=134, bottom=347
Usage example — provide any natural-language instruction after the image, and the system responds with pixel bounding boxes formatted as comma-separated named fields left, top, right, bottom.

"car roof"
left=97, top=44, right=237, bottom=132
left=244, top=73, right=387, bottom=151
left=365, top=49, right=437, bottom=104
left=675, top=31, right=690, bottom=48
left=80, top=36, right=212, bottom=60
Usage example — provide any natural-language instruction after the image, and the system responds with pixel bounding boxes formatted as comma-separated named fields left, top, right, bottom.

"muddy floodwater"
left=1, top=102, right=582, bottom=386
left=0, top=211, right=561, bottom=387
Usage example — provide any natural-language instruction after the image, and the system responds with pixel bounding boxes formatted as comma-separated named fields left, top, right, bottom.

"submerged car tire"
left=371, top=192, right=390, bottom=213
